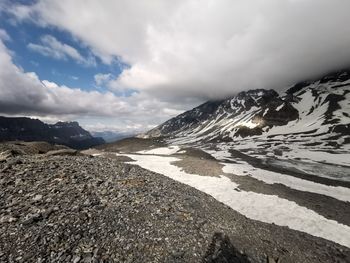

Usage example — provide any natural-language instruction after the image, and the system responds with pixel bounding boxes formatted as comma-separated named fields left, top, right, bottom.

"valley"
left=1, top=140, right=350, bottom=262
left=1, top=2, right=350, bottom=262
left=1, top=69, right=350, bottom=262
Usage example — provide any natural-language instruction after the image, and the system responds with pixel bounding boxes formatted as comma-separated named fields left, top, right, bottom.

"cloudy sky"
left=1, top=0, right=350, bottom=133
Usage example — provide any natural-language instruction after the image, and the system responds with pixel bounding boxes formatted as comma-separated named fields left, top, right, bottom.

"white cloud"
left=0, top=36, right=187, bottom=132
left=81, top=121, right=151, bottom=134
left=10, top=0, right=350, bottom=100
left=0, top=28, right=10, bottom=41
left=94, top=73, right=139, bottom=96
left=0, top=39, right=127, bottom=116
left=28, top=35, right=96, bottom=67
left=94, top=73, right=112, bottom=86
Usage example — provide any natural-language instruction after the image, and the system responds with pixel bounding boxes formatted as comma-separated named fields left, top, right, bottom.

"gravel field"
left=0, top=148, right=349, bottom=262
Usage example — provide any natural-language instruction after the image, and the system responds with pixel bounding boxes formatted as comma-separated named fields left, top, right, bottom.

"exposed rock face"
left=147, top=100, right=224, bottom=137
left=0, top=117, right=105, bottom=149
left=146, top=69, right=350, bottom=145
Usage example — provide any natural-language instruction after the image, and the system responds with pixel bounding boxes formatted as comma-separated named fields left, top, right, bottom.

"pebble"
left=72, top=255, right=81, bottom=263
left=33, top=194, right=43, bottom=201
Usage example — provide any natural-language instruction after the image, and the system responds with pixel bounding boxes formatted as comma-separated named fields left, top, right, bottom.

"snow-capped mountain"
left=146, top=70, right=350, bottom=148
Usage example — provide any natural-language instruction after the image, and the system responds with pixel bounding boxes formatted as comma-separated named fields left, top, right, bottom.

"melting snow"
left=222, top=161, right=350, bottom=202
left=262, top=108, right=269, bottom=116
left=137, top=146, right=180, bottom=155
left=281, top=148, right=350, bottom=167
left=275, top=103, right=284, bottom=111
left=126, top=154, right=350, bottom=248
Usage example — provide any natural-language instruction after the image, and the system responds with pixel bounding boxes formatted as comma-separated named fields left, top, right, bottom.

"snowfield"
left=137, top=146, right=180, bottom=155
left=125, top=148, right=350, bottom=248
left=222, top=161, right=350, bottom=202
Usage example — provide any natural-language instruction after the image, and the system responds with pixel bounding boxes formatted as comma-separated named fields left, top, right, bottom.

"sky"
left=1, top=0, right=350, bottom=133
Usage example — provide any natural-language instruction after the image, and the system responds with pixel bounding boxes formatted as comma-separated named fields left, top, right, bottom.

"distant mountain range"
left=0, top=117, right=105, bottom=149
left=90, top=131, right=135, bottom=143
left=146, top=69, right=350, bottom=149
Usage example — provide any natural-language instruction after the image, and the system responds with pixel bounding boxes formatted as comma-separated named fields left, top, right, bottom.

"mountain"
left=90, top=131, right=134, bottom=143
left=0, top=117, right=105, bottom=149
left=146, top=69, right=350, bottom=148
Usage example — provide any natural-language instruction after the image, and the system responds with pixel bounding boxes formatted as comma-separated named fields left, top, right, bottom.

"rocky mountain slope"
left=0, top=117, right=105, bottom=149
left=146, top=70, right=350, bottom=148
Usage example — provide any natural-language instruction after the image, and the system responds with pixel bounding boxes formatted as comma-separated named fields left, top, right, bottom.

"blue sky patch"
left=0, top=11, right=128, bottom=94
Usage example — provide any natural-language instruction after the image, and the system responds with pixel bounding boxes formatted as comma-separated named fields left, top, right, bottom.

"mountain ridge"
left=146, top=69, right=350, bottom=148
left=0, top=116, right=105, bottom=149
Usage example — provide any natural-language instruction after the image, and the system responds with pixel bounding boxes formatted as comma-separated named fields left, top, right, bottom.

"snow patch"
left=222, top=161, right=350, bottom=202
left=137, top=146, right=180, bottom=155
left=275, top=103, right=284, bottom=111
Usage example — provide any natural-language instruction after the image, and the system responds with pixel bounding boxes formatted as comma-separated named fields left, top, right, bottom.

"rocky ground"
left=0, top=142, right=350, bottom=262
left=0, top=141, right=69, bottom=156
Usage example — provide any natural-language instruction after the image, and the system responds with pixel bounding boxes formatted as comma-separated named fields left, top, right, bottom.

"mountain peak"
left=146, top=70, right=350, bottom=146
